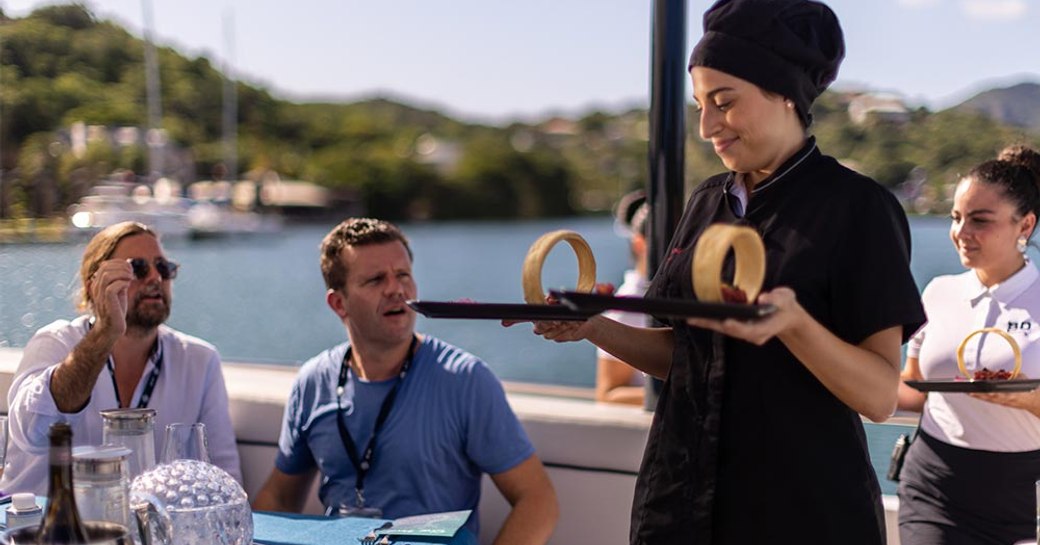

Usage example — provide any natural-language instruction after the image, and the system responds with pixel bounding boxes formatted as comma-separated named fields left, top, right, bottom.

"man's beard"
left=126, top=292, right=171, bottom=330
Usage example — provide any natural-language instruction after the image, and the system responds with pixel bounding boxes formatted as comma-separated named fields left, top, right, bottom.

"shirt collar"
left=966, top=259, right=1039, bottom=307
left=719, top=137, right=820, bottom=214
left=724, top=175, right=749, bottom=217
left=750, top=137, right=819, bottom=195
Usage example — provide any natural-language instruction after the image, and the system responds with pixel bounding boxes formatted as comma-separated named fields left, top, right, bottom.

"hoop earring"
left=1018, top=236, right=1028, bottom=254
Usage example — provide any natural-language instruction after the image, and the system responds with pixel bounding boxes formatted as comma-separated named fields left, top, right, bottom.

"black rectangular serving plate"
left=551, top=290, right=777, bottom=321
left=406, top=300, right=597, bottom=321
left=904, top=379, right=1040, bottom=393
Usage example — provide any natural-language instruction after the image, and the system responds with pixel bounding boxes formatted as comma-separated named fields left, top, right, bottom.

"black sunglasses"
left=129, top=257, right=179, bottom=280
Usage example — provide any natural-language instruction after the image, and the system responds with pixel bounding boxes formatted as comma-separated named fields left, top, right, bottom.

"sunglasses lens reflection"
left=157, top=260, right=178, bottom=280
left=130, top=258, right=150, bottom=279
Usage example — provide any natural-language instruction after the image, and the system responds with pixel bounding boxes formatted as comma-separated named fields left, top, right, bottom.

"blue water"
left=0, top=214, right=1019, bottom=495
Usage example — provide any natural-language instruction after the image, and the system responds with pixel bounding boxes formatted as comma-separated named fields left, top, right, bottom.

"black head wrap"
left=689, top=0, right=845, bottom=127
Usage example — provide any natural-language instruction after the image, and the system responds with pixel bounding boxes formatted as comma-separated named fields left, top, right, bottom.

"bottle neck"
left=48, top=433, right=73, bottom=482
left=38, top=428, right=90, bottom=544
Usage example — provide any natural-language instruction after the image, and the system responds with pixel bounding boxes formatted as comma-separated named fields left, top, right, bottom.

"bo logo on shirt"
left=1007, top=321, right=1033, bottom=332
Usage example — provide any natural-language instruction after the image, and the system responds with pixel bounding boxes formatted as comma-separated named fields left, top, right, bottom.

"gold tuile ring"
left=521, top=230, right=597, bottom=305
left=956, top=327, right=1022, bottom=380
left=691, top=224, right=765, bottom=304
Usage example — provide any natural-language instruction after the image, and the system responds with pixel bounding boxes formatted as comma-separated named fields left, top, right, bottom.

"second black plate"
left=406, top=300, right=596, bottom=321
left=552, top=290, right=777, bottom=321
left=904, top=379, right=1040, bottom=393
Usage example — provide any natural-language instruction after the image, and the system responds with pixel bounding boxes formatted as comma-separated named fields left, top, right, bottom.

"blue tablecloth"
left=252, top=511, right=477, bottom=545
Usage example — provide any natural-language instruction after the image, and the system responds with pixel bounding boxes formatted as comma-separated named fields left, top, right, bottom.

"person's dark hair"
left=615, top=190, right=649, bottom=238
left=969, top=145, right=1040, bottom=230
left=79, top=222, right=158, bottom=312
left=320, top=217, right=413, bottom=291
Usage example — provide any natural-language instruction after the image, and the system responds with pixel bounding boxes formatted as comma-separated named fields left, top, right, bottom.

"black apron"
left=899, top=430, right=1040, bottom=545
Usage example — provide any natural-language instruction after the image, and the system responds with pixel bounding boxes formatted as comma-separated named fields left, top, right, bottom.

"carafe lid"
left=100, top=408, right=156, bottom=430
left=73, top=445, right=132, bottom=479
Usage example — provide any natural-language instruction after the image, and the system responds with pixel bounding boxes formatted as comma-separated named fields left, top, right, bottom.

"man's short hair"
left=79, top=221, right=158, bottom=311
left=320, top=218, right=413, bottom=291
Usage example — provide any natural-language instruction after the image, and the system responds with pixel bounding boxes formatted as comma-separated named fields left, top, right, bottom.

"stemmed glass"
left=160, top=422, right=209, bottom=464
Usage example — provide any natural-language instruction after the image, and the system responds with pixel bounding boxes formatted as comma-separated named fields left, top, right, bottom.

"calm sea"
left=0, top=214, right=1012, bottom=495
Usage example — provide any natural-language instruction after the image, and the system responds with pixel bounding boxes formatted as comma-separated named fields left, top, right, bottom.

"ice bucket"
left=2, top=520, right=133, bottom=545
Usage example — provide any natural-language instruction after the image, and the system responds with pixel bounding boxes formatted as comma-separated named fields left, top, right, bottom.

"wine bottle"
left=36, top=422, right=89, bottom=544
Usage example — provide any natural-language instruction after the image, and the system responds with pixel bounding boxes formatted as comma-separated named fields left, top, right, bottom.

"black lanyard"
left=87, top=318, right=164, bottom=409
left=107, top=341, right=163, bottom=409
left=335, top=335, right=418, bottom=509
left=107, top=343, right=162, bottom=405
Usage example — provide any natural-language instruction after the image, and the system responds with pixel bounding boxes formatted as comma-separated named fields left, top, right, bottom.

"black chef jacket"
left=631, top=138, right=926, bottom=544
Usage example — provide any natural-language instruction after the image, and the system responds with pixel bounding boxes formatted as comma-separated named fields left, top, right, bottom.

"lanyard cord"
left=86, top=318, right=164, bottom=409
left=335, top=335, right=418, bottom=508
left=107, top=342, right=163, bottom=409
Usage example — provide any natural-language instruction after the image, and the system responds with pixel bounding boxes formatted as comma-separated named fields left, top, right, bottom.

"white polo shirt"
left=909, top=261, right=1040, bottom=451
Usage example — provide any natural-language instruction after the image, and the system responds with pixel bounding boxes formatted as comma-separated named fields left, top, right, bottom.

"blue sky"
left=2, top=0, right=1038, bottom=124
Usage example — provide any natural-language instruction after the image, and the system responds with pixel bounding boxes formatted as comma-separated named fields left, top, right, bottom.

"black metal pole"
left=644, top=0, right=687, bottom=410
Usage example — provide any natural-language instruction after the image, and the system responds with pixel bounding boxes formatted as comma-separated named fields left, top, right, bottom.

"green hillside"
left=0, top=4, right=1037, bottom=221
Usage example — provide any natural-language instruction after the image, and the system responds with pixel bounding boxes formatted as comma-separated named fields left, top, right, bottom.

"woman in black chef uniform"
left=514, top=1, right=926, bottom=543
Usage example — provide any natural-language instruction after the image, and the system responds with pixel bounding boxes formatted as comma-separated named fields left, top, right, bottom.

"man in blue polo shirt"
left=253, top=218, right=558, bottom=544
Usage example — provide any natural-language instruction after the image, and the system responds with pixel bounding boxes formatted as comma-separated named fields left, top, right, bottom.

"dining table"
left=252, top=511, right=477, bottom=545
left=1, top=496, right=475, bottom=545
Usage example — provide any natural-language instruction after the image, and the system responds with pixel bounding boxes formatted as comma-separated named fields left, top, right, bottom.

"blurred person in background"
left=596, top=190, right=650, bottom=405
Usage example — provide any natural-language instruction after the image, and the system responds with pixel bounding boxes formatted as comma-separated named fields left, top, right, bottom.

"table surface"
left=2, top=501, right=473, bottom=545
left=252, top=511, right=476, bottom=545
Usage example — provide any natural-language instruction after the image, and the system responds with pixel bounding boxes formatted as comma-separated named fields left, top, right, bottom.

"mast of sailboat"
left=222, top=9, right=238, bottom=184
left=141, top=0, right=163, bottom=183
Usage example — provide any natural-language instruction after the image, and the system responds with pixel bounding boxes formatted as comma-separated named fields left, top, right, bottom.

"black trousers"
left=898, top=430, right=1040, bottom=545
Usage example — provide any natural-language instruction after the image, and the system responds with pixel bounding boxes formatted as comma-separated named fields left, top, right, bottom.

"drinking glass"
left=159, top=423, right=209, bottom=464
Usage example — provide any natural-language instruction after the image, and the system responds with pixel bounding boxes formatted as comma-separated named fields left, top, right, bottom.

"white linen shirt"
left=909, top=261, right=1040, bottom=451
left=0, top=316, right=242, bottom=495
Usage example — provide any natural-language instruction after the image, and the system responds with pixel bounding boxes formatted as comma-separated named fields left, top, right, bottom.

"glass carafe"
left=73, top=446, right=171, bottom=545
left=74, top=446, right=132, bottom=527
left=131, top=424, right=251, bottom=545
left=100, top=409, right=156, bottom=480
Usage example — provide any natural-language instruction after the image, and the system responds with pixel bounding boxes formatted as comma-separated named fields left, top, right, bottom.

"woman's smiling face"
left=950, top=176, right=1035, bottom=284
left=691, top=66, right=804, bottom=186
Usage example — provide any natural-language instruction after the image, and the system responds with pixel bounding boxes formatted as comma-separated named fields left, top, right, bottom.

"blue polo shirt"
left=276, top=335, right=534, bottom=535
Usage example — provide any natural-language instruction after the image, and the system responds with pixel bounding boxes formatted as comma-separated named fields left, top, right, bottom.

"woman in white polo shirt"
left=897, top=145, right=1040, bottom=545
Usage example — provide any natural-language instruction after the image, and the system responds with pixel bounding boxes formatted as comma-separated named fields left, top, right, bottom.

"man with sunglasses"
left=253, top=218, right=558, bottom=544
left=1, top=221, right=241, bottom=494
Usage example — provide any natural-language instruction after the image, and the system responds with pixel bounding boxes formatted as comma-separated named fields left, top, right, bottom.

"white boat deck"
left=0, top=347, right=903, bottom=544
